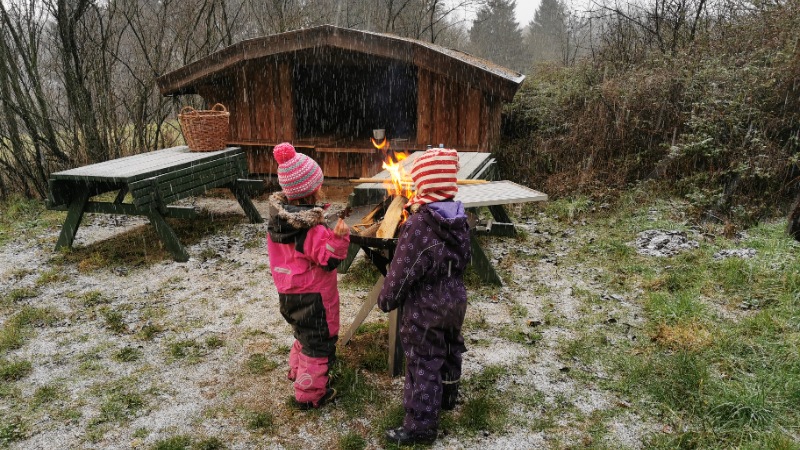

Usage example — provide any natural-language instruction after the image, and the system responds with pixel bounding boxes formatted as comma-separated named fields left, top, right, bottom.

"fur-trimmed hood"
left=267, top=192, right=329, bottom=245
left=268, top=192, right=327, bottom=231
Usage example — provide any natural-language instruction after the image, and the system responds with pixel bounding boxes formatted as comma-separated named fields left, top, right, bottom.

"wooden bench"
left=47, top=146, right=264, bottom=261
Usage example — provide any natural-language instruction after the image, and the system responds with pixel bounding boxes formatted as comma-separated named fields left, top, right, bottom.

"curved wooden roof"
left=156, top=25, right=525, bottom=101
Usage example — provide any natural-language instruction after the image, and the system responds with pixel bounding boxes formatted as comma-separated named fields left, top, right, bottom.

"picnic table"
left=46, top=146, right=264, bottom=262
left=341, top=151, right=547, bottom=375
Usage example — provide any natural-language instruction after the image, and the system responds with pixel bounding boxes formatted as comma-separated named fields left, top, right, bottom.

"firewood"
left=359, top=221, right=381, bottom=238
left=358, top=196, right=392, bottom=226
left=377, top=196, right=407, bottom=239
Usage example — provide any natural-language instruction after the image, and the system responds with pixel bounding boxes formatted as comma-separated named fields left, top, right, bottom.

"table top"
left=354, top=151, right=493, bottom=188
left=50, top=146, right=243, bottom=183
left=455, top=180, right=547, bottom=208
left=353, top=151, right=546, bottom=208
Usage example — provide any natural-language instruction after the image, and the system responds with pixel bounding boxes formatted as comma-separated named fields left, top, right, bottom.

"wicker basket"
left=178, top=103, right=230, bottom=152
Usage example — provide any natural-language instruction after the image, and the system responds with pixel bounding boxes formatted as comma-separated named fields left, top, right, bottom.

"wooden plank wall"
left=197, top=63, right=501, bottom=177
left=416, top=68, right=498, bottom=152
left=199, top=60, right=294, bottom=143
left=314, top=152, right=383, bottom=179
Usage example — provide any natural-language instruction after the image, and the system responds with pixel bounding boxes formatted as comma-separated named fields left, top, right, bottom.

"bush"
left=500, top=2, right=800, bottom=226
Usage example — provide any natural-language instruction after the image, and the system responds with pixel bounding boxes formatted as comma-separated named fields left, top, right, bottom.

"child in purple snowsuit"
left=267, top=143, right=350, bottom=409
left=378, top=148, right=471, bottom=445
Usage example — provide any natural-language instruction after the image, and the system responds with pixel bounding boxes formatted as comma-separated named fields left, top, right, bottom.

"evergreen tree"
left=527, top=0, right=569, bottom=63
left=468, top=0, right=526, bottom=72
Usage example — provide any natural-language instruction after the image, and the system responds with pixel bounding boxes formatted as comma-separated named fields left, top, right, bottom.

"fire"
left=370, top=137, right=388, bottom=150
left=372, top=135, right=412, bottom=224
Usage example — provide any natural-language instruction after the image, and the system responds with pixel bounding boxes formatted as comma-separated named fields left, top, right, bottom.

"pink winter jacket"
left=266, top=192, right=350, bottom=335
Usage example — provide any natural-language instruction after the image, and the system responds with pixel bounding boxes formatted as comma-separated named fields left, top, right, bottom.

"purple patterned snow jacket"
left=377, top=200, right=470, bottom=315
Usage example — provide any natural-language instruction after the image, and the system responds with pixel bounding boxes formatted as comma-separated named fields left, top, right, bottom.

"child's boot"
left=442, top=379, right=459, bottom=410
left=296, top=388, right=337, bottom=410
left=385, top=426, right=437, bottom=445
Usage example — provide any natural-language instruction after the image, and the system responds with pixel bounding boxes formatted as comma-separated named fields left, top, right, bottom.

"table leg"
left=470, top=234, right=503, bottom=286
left=54, top=188, right=90, bottom=251
left=230, top=185, right=264, bottom=224
left=340, top=275, right=384, bottom=346
left=487, top=205, right=516, bottom=237
left=146, top=211, right=189, bottom=262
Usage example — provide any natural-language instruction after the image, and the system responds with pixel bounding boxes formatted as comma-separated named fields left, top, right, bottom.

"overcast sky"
left=516, top=0, right=542, bottom=26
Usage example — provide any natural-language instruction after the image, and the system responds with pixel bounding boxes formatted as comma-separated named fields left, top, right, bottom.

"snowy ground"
left=0, top=192, right=660, bottom=449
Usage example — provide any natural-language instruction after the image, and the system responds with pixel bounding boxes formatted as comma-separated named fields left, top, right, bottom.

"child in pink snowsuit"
left=267, top=142, right=350, bottom=409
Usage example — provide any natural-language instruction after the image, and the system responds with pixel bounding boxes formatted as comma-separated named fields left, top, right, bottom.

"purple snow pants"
left=400, top=303, right=467, bottom=433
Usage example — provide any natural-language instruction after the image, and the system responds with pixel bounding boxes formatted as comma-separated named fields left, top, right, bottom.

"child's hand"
left=333, top=218, right=350, bottom=237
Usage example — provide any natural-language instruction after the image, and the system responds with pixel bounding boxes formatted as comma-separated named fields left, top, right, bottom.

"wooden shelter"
left=156, top=25, right=525, bottom=178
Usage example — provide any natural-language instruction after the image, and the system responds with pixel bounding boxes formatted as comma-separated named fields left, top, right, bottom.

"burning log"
left=377, top=196, right=408, bottom=239
left=359, top=221, right=381, bottom=238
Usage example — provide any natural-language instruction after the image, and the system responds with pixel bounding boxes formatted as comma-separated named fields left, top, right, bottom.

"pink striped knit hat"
left=406, top=148, right=459, bottom=208
left=273, top=143, right=323, bottom=201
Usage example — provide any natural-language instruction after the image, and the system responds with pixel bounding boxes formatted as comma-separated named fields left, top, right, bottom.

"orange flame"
left=372, top=135, right=413, bottom=224
left=370, top=137, right=388, bottom=150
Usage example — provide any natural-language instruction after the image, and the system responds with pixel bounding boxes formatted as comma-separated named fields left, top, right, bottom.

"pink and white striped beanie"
left=406, top=148, right=459, bottom=208
left=273, top=142, right=323, bottom=201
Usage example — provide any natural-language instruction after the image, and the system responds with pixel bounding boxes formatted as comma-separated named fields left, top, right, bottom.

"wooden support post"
left=388, top=304, right=404, bottom=377
left=54, top=188, right=90, bottom=251
left=340, top=275, right=384, bottom=346
left=230, top=181, right=264, bottom=224
left=488, top=204, right=514, bottom=228
left=146, top=211, right=189, bottom=262
left=113, top=186, right=128, bottom=204
left=469, top=234, right=503, bottom=286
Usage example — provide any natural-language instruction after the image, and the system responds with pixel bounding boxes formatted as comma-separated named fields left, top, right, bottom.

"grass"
left=150, top=435, right=192, bottom=450
left=36, top=268, right=68, bottom=286
left=54, top=211, right=245, bottom=270
left=2, top=191, right=799, bottom=448
left=3, top=287, right=38, bottom=303
left=101, top=307, right=128, bottom=333
left=149, top=435, right=226, bottom=450
left=245, top=410, right=275, bottom=432
left=338, top=432, right=367, bottom=450
left=245, top=353, right=278, bottom=375
left=551, top=192, right=800, bottom=447
left=0, top=416, right=26, bottom=446
left=0, top=359, right=32, bottom=381
left=80, top=290, right=110, bottom=307
left=0, top=196, right=62, bottom=247
left=114, top=346, right=143, bottom=362
left=0, top=306, right=60, bottom=353
left=91, top=378, right=147, bottom=426
left=32, top=384, right=62, bottom=407
left=339, top=257, right=381, bottom=289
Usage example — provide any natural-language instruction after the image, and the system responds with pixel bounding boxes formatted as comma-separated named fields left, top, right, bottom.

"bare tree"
left=589, top=0, right=710, bottom=58
left=46, top=0, right=111, bottom=162
left=0, top=1, right=71, bottom=198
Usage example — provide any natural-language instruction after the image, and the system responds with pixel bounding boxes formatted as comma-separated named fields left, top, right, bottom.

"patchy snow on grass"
left=0, top=195, right=660, bottom=449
